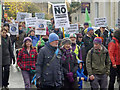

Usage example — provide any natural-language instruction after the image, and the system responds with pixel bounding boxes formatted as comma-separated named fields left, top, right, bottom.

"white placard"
left=25, top=17, right=37, bottom=27
left=35, top=13, right=45, bottom=19
left=35, top=19, right=47, bottom=35
left=64, top=24, right=78, bottom=34
left=52, top=3, right=70, bottom=28
left=95, top=17, right=107, bottom=27
left=10, top=23, right=19, bottom=35
left=17, top=12, right=32, bottom=22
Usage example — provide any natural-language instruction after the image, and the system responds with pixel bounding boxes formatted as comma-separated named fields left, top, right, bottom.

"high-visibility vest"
left=71, top=44, right=80, bottom=60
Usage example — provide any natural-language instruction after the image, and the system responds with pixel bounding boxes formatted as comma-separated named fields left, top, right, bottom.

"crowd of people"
left=1, top=17, right=120, bottom=90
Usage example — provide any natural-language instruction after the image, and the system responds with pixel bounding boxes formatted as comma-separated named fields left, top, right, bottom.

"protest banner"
left=64, top=24, right=78, bottom=34
left=25, top=17, right=37, bottom=27
left=10, top=23, right=19, bottom=35
left=95, top=17, right=107, bottom=27
left=35, top=19, right=47, bottom=35
left=52, top=3, right=70, bottom=28
left=17, top=12, right=32, bottom=22
left=35, top=13, right=45, bottom=19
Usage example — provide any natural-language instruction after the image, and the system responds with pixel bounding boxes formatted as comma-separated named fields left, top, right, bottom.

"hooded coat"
left=77, top=60, right=89, bottom=89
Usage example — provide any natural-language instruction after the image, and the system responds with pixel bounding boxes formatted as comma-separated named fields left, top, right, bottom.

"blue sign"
left=11, top=26, right=16, bottom=31
left=39, top=24, right=44, bottom=28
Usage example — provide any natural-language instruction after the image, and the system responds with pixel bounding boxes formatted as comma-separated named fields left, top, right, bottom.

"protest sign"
left=52, top=3, right=70, bottom=28
left=64, top=24, right=78, bottom=34
left=17, top=12, right=32, bottom=22
left=35, top=19, right=47, bottom=35
left=10, top=23, right=19, bottom=35
left=25, top=17, right=37, bottom=27
left=95, top=17, right=107, bottom=27
left=35, top=13, right=45, bottom=19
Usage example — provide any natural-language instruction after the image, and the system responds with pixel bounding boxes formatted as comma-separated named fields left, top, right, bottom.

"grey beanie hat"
left=62, top=38, right=72, bottom=46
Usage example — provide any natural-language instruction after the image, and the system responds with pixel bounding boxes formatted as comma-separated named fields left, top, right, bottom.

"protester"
left=36, top=31, right=49, bottom=52
left=106, top=28, right=114, bottom=47
left=82, top=22, right=89, bottom=36
left=69, top=33, right=82, bottom=60
left=108, top=30, right=120, bottom=90
left=29, top=30, right=39, bottom=47
left=83, top=27, right=96, bottom=76
left=60, top=38, right=78, bottom=89
left=17, top=37, right=37, bottom=88
left=48, top=18, right=55, bottom=33
left=77, top=60, right=89, bottom=90
left=53, top=28, right=63, bottom=39
left=95, top=26, right=108, bottom=47
left=76, top=33, right=86, bottom=61
left=36, top=33, right=63, bottom=89
left=14, top=25, right=26, bottom=49
left=86, top=37, right=110, bottom=90
left=2, top=28, right=15, bottom=89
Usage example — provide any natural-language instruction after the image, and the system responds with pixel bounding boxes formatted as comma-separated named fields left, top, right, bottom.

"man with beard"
left=83, top=27, right=96, bottom=76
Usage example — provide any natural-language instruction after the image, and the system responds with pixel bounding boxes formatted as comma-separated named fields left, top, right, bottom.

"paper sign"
left=64, top=24, right=78, bottom=34
left=35, top=19, right=47, bottom=35
left=10, top=23, right=19, bottom=35
left=52, top=3, right=70, bottom=28
left=95, top=17, right=107, bottom=27
left=25, top=17, right=37, bottom=27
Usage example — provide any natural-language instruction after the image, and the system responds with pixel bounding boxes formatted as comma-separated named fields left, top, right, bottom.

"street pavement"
left=8, top=64, right=119, bottom=89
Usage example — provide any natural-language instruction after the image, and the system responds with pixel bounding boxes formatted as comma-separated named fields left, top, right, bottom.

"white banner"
left=35, top=19, right=47, bottom=35
left=95, top=17, right=107, bottom=27
left=52, top=3, right=70, bottom=28
left=10, top=23, right=19, bottom=35
left=64, top=24, right=78, bottom=34
left=35, top=13, right=45, bottom=19
left=17, top=12, right=32, bottom=22
left=25, top=17, right=37, bottom=27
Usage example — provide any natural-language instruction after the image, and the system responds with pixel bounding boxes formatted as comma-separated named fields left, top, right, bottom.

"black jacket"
left=36, top=42, right=63, bottom=87
left=95, top=29, right=108, bottom=47
left=2, top=35, right=15, bottom=65
left=83, top=34, right=96, bottom=54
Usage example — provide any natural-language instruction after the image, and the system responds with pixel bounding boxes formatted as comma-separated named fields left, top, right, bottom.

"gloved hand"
left=12, top=57, right=15, bottom=64
left=66, top=72, right=74, bottom=83
left=36, top=78, right=41, bottom=88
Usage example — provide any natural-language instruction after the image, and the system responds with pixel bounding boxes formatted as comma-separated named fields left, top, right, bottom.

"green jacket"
left=86, top=45, right=110, bottom=76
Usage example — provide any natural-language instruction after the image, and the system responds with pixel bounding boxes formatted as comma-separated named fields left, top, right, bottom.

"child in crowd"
left=77, top=60, right=90, bottom=90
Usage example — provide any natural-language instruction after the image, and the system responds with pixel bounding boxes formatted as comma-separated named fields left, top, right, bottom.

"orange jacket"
left=108, top=37, right=120, bottom=65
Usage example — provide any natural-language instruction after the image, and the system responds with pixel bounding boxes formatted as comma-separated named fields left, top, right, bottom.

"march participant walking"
left=83, top=27, right=96, bottom=76
left=17, top=37, right=37, bottom=89
left=36, top=33, right=63, bottom=90
left=108, top=30, right=120, bottom=90
left=2, top=28, right=15, bottom=89
left=60, top=38, right=78, bottom=89
left=69, top=33, right=82, bottom=60
left=86, top=37, right=110, bottom=90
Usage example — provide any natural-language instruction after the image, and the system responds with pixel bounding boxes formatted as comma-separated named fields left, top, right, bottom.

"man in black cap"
left=82, top=22, right=89, bottom=36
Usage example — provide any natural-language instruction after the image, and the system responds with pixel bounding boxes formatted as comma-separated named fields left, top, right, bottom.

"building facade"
left=70, top=0, right=120, bottom=29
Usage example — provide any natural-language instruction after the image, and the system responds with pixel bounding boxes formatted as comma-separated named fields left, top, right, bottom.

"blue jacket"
left=29, top=36, right=39, bottom=47
left=77, top=60, right=88, bottom=89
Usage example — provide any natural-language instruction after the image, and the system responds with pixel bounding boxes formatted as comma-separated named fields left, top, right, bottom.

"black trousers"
left=2, top=65, right=10, bottom=87
left=116, top=65, right=120, bottom=90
